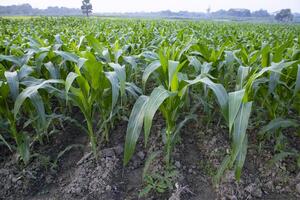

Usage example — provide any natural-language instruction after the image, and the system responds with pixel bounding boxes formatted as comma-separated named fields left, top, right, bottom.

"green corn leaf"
left=82, top=52, right=103, bottom=90
left=273, top=42, right=290, bottom=63
left=54, top=51, right=86, bottom=68
left=125, top=82, right=142, bottom=99
left=172, top=114, right=197, bottom=143
left=18, top=65, right=34, bottom=80
left=237, top=66, right=250, bottom=90
left=261, top=44, right=271, bottom=67
left=142, top=60, right=161, bottom=90
left=231, top=102, right=252, bottom=165
left=0, top=54, right=22, bottom=66
left=246, top=61, right=296, bottom=94
left=213, top=155, right=231, bottom=185
left=77, top=58, right=87, bottom=69
left=200, top=77, right=229, bottom=121
left=139, top=185, right=153, bottom=198
left=183, top=75, right=229, bottom=120
left=74, top=66, right=90, bottom=99
left=235, top=135, right=248, bottom=180
left=0, top=133, right=12, bottom=152
left=77, top=36, right=85, bottom=49
left=29, top=91, right=46, bottom=127
left=14, top=79, right=64, bottom=119
left=54, top=34, right=63, bottom=44
left=168, top=60, right=179, bottom=91
left=44, top=62, right=59, bottom=79
left=5, top=71, right=19, bottom=101
left=292, top=48, right=300, bottom=60
left=143, top=151, right=160, bottom=179
left=68, top=87, right=89, bottom=116
left=225, top=50, right=242, bottom=66
left=86, top=34, right=103, bottom=54
left=269, top=152, right=296, bottom=166
left=268, top=71, right=281, bottom=94
left=123, top=56, right=137, bottom=70
left=144, top=86, right=175, bottom=145
left=65, top=72, right=79, bottom=101
left=259, top=118, right=299, bottom=136
left=249, top=50, right=260, bottom=65
left=158, top=50, right=168, bottom=74
left=17, top=133, right=30, bottom=165
left=114, top=49, right=123, bottom=63
left=228, top=90, right=245, bottom=132
left=256, top=61, right=296, bottom=79
left=141, top=51, right=159, bottom=60
left=201, top=62, right=212, bottom=75
left=105, top=71, right=119, bottom=109
left=109, top=63, right=126, bottom=97
left=187, top=56, right=201, bottom=73
left=102, top=49, right=111, bottom=63
left=55, top=144, right=84, bottom=165
left=54, top=50, right=79, bottom=63
left=0, top=81, right=10, bottom=99
left=196, top=43, right=211, bottom=61
left=124, top=95, right=149, bottom=165
left=294, top=64, right=300, bottom=95
left=0, top=63, right=5, bottom=77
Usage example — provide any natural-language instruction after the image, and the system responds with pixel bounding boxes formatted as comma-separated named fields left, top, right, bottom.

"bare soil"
left=0, top=111, right=299, bottom=200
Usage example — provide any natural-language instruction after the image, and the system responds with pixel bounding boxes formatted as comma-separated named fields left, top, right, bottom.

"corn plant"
left=124, top=46, right=205, bottom=166
left=63, top=48, right=139, bottom=156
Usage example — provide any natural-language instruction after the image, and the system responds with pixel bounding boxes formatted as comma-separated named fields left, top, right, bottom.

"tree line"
left=0, top=4, right=81, bottom=16
left=0, top=3, right=296, bottom=22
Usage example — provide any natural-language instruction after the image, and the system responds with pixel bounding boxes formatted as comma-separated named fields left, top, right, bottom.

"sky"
left=0, top=0, right=300, bottom=13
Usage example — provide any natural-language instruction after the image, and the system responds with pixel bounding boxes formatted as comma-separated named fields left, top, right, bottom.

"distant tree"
left=252, top=9, right=270, bottom=17
left=228, top=9, right=251, bottom=17
left=275, top=9, right=293, bottom=22
left=206, top=6, right=211, bottom=14
left=81, top=0, right=92, bottom=17
left=211, top=9, right=227, bottom=17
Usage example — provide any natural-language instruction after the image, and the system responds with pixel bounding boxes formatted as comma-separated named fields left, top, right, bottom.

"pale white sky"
left=0, top=0, right=299, bottom=13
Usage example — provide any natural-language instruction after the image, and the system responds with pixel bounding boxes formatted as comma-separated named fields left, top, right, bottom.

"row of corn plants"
left=0, top=18, right=299, bottom=186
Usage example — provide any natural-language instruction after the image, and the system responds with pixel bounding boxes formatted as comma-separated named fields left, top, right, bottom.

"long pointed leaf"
left=144, top=86, right=174, bottom=145
left=294, top=64, right=300, bottom=95
left=235, top=135, right=248, bottom=180
left=142, top=60, right=161, bottom=90
left=124, top=95, right=149, bottom=165
left=105, top=71, right=119, bottom=109
left=109, top=63, right=126, bottom=97
left=228, top=90, right=245, bottom=132
left=0, top=55, right=22, bottom=66
left=259, top=118, right=299, bottom=135
left=14, top=79, right=63, bottom=119
left=5, top=71, right=19, bottom=101
left=232, top=102, right=252, bottom=164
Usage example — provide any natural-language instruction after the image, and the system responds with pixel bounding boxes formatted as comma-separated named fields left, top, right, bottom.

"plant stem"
left=86, top=117, right=97, bottom=158
left=165, top=120, right=173, bottom=167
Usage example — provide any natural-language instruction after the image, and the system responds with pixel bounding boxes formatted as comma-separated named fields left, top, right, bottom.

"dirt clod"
left=175, top=161, right=181, bottom=169
left=296, top=183, right=300, bottom=194
left=137, top=151, right=145, bottom=160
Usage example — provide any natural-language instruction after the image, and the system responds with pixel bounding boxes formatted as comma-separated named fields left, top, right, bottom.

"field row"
left=0, top=18, right=300, bottom=196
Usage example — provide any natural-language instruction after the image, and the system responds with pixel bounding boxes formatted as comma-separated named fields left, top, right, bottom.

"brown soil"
left=0, top=112, right=299, bottom=200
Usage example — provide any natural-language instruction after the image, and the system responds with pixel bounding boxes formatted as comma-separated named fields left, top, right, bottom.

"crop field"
left=0, top=17, right=300, bottom=199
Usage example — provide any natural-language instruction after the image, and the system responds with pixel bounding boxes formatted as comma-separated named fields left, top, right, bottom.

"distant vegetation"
left=275, top=9, right=294, bottom=22
left=0, top=3, right=299, bottom=22
left=0, top=4, right=81, bottom=16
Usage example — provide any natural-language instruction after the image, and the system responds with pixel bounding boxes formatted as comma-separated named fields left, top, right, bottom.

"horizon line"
left=0, top=3, right=299, bottom=13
